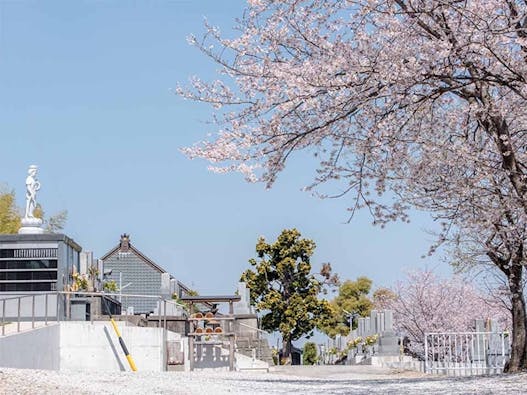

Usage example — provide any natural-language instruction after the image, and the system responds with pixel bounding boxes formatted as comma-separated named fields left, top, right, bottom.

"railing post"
left=90, top=295, right=94, bottom=324
left=1, top=299, right=5, bottom=336
left=56, top=292, right=60, bottom=323
left=45, top=293, right=48, bottom=325
left=32, top=294, right=35, bottom=329
left=17, top=297, right=21, bottom=333
left=158, top=299, right=162, bottom=328
left=163, top=299, right=167, bottom=371
left=66, top=293, right=71, bottom=321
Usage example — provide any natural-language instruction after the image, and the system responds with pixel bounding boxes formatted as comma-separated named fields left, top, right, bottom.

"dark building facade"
left=0, top=234, right=81, bottom=293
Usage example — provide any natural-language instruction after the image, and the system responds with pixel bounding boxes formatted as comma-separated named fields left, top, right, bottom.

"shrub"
left=302, top=342, right=318, bottom=365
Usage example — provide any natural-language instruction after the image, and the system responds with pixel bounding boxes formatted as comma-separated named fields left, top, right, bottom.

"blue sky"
left=0, top=1, right=450, bottom=295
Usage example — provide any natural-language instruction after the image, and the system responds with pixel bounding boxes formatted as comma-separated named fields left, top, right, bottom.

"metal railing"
left=0, top=291, right=187, bottom=371
left=424, top=331, right=510, bottom=375
left=0, top=292, right=59, bottom=336
left=236, top=322, right=272, bottom=362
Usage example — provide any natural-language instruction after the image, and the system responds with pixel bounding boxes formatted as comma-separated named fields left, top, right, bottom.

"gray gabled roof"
left=100, top=241, right=193, bottom=294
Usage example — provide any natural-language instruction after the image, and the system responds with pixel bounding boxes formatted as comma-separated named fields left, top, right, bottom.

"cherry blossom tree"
left=178, top=0, right=527, bottom=371
left=376, top=269, right=510, bottom=357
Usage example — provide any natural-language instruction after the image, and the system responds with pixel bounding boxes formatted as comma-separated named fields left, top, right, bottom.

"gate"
left=424, top=331, right=510, bottom=375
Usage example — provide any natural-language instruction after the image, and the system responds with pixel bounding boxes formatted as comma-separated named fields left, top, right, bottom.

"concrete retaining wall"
left=59, top=321, right=181, bottom=372
left=0, top=321, right=182, bottom=372
left=0, top=323, right=60, bottom=369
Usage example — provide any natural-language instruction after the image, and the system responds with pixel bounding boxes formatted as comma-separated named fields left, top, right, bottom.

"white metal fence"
left=424, top=331, right=510, bottom=375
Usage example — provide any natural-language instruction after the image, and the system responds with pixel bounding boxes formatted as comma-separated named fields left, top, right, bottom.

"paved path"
left=1, top=365, right=526, bottom=394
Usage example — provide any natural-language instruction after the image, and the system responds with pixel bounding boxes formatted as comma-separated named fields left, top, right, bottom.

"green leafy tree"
left=0, top=186, right=67, bottom=234
left=241, top=228, right=338, bottom=363
left=302, top=342, right=318, bottom=365
left=103, top=280, right=118, bottom=292
left=0, top=187, right=21, bottom=234
left=33, top=204, right=68, bottom=234
left=319, top=277, right=373, bottom=338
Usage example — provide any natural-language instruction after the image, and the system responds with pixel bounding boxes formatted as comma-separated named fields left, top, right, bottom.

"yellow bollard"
left=109, top=318, right=137, bottom=372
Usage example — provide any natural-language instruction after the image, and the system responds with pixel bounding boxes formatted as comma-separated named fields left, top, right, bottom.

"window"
left=0, top=271, right=57, bottom=281
left=0, top=260, right=58, bottom=269
left=0, top=282, right=53, bottom=292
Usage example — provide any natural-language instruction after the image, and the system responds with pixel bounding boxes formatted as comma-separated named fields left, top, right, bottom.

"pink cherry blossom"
left=178, top=0, right=527, bottom=371
left=378, top=269, right=510, bottom=356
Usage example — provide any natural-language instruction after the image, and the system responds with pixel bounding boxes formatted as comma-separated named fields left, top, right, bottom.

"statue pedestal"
left=18, top=217, right=44, bottom=234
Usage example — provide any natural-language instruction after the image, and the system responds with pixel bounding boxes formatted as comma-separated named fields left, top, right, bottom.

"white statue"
left=24, top=165, right=41, bottom=219
left=19, top=165, right=44, bottom=234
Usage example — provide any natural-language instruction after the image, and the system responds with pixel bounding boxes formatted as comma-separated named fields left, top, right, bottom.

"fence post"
left=424, top=333, right=428, bottom=373
left=501, top=333, right=506, bottom=371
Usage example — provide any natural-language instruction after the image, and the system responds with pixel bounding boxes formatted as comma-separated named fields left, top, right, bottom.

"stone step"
left=235, top=336, right=274, bottom=364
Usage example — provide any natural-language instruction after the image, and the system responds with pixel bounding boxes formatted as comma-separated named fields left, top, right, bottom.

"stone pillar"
left=364, top=317, right=371, bottom=336
left=170, top=279, right=179, bottom=298
left=233, top=282, right=253, bottom=314
left=79, top=251, right=89, bottom=275
left=358, top=318, right=365, bottom=337
left=370, top=310, right=378, bottom=334
left=97, top=259, right=104, bottom=291
left=384, top=310, right=393, bottom=332
left=475, top=319, right=485, bottom=332
left=161, top=273, right=171, bottom=300
left=377, top=309, right=399, bottom=356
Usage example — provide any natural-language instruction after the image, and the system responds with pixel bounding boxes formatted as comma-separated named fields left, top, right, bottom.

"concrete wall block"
left=59, top=322, right=167, bottom=372
left=0, top=324, right=60, bottom=370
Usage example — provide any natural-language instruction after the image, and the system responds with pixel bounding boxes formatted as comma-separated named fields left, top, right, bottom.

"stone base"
left=18, top=226, right=45, bottom=234
left=18, top=217, right=44, bottom=234
left=378, top=332, right=400, bottom=356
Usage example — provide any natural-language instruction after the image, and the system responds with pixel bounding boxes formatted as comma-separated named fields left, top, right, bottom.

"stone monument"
left=233, top=282, right=254, bottom=315
left=18, top=164, right=44, bottom=234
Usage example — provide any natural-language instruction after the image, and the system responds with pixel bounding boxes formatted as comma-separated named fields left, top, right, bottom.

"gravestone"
left=233, top=282, right=253, bottom=315
left=355, top=310, right=399, bottom=356
left=377, top=309, right=399, bottom=356
left=160, top=272, right=171, bottom=300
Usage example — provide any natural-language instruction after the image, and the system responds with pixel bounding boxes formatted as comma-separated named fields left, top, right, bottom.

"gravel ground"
left=1, top=366, right=526, bottom=394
